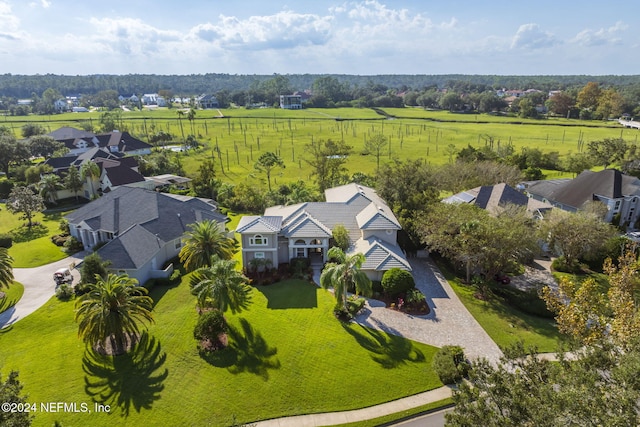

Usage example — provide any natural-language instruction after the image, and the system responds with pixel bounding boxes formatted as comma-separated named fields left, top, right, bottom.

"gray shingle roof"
left=66, top=187, right=227, bottom=270
left=353, top=237, right=412, bottom=271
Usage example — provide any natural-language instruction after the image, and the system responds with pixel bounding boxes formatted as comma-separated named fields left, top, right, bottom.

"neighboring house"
left=197, top=94, right=219, bottom=109
left=43, top=147, right=154, bottom=199
left=48, top=127, right=152, bottom=156
left=236, top=183, right=411, bottom=280
left=524, top=169, right=640, bottom=227
left=443, top=183, right=553, bottom=218
left=279, top=95, right=302, bottom=110
left=66, top=186, right=228, bottom=285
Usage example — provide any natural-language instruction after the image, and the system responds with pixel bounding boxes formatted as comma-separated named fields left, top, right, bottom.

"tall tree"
left=304, top=139, right=351, bottom=192
left=179, top=220, right=236, bottom=272
left=80, top=161, right=100, bottom=199
left=320, top=247, right=372, bottom=312
left=28, top=135, right=65, bottom=158
left=0, top=134, right=30, bottom=177
left=0, top=370, right=34, bottom=426
left=189, top=257, right=252, bottom=313
left=6, top=186, right=45, bottom=229
left=364, top=133, right=387, bottom=172
left=191, top=159, right=219, bottom=199
left=176, top=110, right=186, bottom=142
left=577, top=81, right=602, bottom=110
left=64, top=165, right=84, bottom=201
left=0, top=247, right=13, bottom=290
left=587, top=138, right=628, bottom=169
left=37, top=173, right=61, bottom=204
left=254, top=151, right=285, bottom=192
left=75, top=273, right=154, bottom=355
left=539, top=209, right=616, bottom=270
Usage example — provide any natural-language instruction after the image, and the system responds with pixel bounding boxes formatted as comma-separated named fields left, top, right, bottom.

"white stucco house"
left=236, top=183, right=411, bottom=280
left=66, top=186, right=228, bottom=285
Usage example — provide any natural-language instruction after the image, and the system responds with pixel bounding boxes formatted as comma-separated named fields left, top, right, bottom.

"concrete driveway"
left=0, top=252, right=86, bottom=329
left=355, top=257, right=503, bottom=364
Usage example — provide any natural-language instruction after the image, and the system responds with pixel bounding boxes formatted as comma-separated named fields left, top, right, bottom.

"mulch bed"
left=379, top=295, right=431, bottom=316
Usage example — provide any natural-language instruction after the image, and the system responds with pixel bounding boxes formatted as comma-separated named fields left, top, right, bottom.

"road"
left=390, top=407, right=454, bottom=427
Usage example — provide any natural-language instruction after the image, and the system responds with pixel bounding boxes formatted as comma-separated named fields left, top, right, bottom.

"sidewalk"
left=253, top=386, right=454, bottom=427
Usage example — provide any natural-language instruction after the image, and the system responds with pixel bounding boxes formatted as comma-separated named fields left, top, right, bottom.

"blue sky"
left=0, top=0, right=636, bottom=75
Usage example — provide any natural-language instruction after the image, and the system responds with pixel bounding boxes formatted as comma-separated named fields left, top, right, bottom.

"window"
left=250, top=234, right=268, bottom=246
left=296, top=247, right=306, bottom=258
left=310, top=239, right=322, bottom=245
left=294, top=239, right=306, bottom=245
left=175, top=239, right=182, bottom=250
left=254, top=252, right=265, bottom=259
left=614, top=200, right=622, bottom=212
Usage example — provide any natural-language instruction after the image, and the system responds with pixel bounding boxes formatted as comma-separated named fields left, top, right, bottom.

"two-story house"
left=236, top=183, right=411, bottom=280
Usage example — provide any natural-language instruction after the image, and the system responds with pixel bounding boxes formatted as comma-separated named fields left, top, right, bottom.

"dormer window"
left=250, top=234, right=268, bottom=246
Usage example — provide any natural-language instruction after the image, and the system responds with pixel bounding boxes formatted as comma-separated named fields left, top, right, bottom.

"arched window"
left=310, top=239, right=322, bottom=245
left=250, top=234, right=268, bottom=246
left=295, top=239, right=306, bottom=245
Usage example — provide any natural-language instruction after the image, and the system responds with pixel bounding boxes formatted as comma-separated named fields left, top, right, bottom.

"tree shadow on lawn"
left=10, top=223, right=48, bottom=243
left=254, top=280, right=318, bottom=309
left=200, top=318, right=280, bottom=380
left=83, top=332, right=168, bottom=416
left=342, top=322, right=425, bottom=369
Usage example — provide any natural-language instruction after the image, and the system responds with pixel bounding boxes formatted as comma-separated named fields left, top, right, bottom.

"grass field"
left=0, top=278, right=442, bottom=427
left=3, top=107, right=636, bottom=190
left=0, top=206, right=70, bottom=268
left=0, top=281, right=24, bottom=313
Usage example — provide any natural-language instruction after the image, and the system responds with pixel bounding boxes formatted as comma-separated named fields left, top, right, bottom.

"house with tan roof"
left=236, top=183, right=411, bottom=280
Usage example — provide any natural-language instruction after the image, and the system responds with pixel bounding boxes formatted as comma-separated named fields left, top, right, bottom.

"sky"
left=0, top=0, right=637, bottom=76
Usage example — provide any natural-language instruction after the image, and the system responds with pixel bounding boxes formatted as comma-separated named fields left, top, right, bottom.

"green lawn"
left=438, top=264, right=563, bottom=353
left=0, top=281, right=24, bottom=313
left=0, top=278, right=442, bottom=426
left=0, top=206, right=70, bottom=267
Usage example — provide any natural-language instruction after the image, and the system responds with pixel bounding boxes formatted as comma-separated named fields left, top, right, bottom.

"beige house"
left=236, top=183, right=411, bottom=280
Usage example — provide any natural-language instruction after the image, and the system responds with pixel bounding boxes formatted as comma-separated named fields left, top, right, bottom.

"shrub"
left=405, top=288, right=426, bottom=305
left=63, top=236, right=84, bottom=253
left=346, top=295, right=366, bottom=316
left=169, top=269, right=182, bottom=283
left=55, top=283, right=74, bottom=301
left=332, top=224, right=350, bottom=251
left=432, top=345, right=469, bottom=384
left=0, top=233, right=12, bottom=249
left=289, top=257, right=310, bottom=278
left=551, top=256, right=581, bottom=274
left=381, top=268, right=415, bottom=298
left=194, top=310, right=228, bottom=352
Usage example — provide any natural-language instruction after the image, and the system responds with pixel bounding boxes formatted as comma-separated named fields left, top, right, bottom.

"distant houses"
left=48, top=127, right=152, bottom=157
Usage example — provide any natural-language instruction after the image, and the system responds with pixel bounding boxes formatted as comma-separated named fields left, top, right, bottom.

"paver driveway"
left=355, top=257, right=503, bottom=363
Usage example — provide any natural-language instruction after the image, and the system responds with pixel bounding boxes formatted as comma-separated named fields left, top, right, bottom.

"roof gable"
left=282, top=211, right=332, bottom=238
left=355, top=203, right=401, bottom=230
left=236, top=216, right=282, bottom=233
left=356, top=238, right=412, bottom=272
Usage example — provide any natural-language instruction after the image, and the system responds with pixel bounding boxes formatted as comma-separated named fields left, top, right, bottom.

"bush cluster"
left=432, top=345, right=470, bottom=384
left=381, top=268, right=415, bottom=298
left=0, top=233, right=12, bottom=249
left=55, top=283, right=74, bottom=301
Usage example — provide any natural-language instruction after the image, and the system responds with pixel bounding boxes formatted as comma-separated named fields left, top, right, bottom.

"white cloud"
left=0, top=1, right=23, bottom=41
left=572, top=21, right=627, bottom=46
left=189, top=10, right=333, bottom=50
left=510, top=23, right=558, bottom=49
left=29, top=0, right=51, bottom=8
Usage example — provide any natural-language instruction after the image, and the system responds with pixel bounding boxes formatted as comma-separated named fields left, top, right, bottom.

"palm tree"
left=80, top=161, right=100, bottom=199
left=176, top=110, right=186, bottom=143
left=65, top=165, right=84, bottom=201
left=38, top=173, right=62, bottom=204
left=75, top=273, right=154, bottom=355
left=0, top=247, right=14, bottom=289
left=179, top=220, right=236, bottom=272
left=320, top=247, right=372, bottom=312
left=190, top=257, right=251, bottom=313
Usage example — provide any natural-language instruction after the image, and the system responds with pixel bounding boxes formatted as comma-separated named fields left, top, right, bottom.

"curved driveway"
left=355, top=257, right=503, bottom=364
left=0, top=252, right=85, bottom=329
